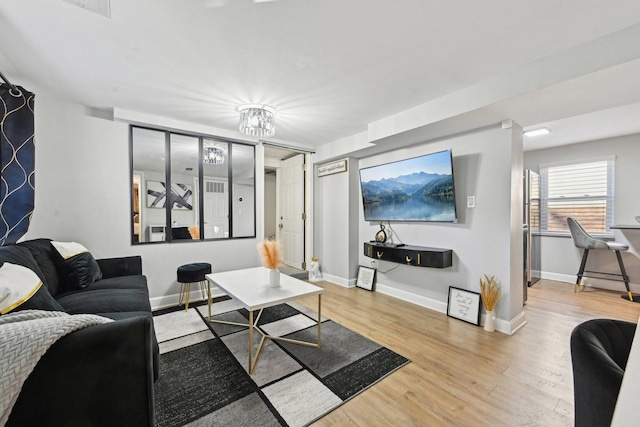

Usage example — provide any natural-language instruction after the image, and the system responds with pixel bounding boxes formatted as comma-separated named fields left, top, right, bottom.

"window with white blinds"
left=539, top=158, right=615, bottom=236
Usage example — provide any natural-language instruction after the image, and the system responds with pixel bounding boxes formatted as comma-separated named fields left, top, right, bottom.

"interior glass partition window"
left=170, top=134, right=200, bottom=241
left=231, top=143, right=256, bottom=238
left=202, top=139, right=230, bottom=239
left=131, top=127, right=167, bottom=243
left=130, top=126, right=255, bottom=244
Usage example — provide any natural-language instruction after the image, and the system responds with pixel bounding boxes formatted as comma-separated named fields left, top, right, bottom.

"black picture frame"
left=356, top=265, right=376, bottom=291
left=446, top=286, right=481, bottom=326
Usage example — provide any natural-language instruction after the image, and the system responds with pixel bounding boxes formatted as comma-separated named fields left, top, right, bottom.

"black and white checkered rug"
left=153, top=297, right=409, bottom=427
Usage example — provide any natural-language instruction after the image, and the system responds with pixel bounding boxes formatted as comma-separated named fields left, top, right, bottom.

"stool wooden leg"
left=615, top=250, right=633, bottom=302
left=575, top=249, right=589, bottom=293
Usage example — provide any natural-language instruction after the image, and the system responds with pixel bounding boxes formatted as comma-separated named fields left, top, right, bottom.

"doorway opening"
left=264, top=145, right=312, bottom=278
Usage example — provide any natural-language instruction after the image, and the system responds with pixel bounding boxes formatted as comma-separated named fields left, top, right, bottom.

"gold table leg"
left=318, top=294, right=322, bottom=348
left=248, top=310, right=254, bottom=373
left=207, top=294, right=324, bottom=374
left=207, top=281, right=212, bottom=321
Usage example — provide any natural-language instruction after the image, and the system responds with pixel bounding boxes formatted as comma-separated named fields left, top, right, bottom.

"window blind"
left=539, top=158, right=615, bottom=236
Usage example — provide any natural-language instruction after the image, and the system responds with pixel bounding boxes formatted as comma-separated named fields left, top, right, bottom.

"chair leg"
left=615, top=251, right=633, bottom=302
left=179, top=283, right=186, bottom=306
left=185, top=283, right=191, bottom=311
left=575, top=249, right=589, bottom=293
left=199, top=280, right=207, bottom=300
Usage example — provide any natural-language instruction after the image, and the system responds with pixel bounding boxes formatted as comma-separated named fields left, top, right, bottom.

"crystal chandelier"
left=238, top=105, right=276, bottom=137
left=203, top=147, right=224, bottom=165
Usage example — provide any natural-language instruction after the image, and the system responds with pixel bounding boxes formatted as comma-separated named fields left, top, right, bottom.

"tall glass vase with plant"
left=480, top=274, right=501, bottom=332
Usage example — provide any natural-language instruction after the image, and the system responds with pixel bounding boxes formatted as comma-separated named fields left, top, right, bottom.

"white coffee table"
left=205, top=266, right=324, bottom=374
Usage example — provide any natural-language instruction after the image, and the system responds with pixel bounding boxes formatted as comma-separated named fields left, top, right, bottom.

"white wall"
left=523, top=134, right=640, bottom=293
left=23, top=95, right=261, bottom=307
left=314, top=125, right=525, bottom=330
left=314, top=158, right=360, bottom=286
left=357, top=126, right=523, bottom=326
left=23, top=91, right=525, bottom=328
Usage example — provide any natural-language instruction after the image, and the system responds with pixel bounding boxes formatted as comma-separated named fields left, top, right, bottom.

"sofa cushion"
left=0, top=245, right=64, bottom=313
left=57, top=288, right=151, bottom=314
left=51, top=241, right=103, bottom=291
left=87, top=275, right=148, bottom=292
left=17, top=238, right=63, bottom=297
left=0, top=262, right=63, bottom=314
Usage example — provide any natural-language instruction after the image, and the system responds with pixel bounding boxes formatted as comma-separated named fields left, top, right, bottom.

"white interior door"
left=204, top=178, right=228, bottom=238
left=278, top=154, right=305, bottom=269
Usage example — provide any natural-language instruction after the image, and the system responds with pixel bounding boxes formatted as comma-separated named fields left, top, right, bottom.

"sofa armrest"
left=97, top=255, right=142, bottom=278
left=7, top=317, right=156, bottom=427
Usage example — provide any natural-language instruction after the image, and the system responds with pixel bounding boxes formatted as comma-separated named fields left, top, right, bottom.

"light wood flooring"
left=297, top=279, right=640, bottom=426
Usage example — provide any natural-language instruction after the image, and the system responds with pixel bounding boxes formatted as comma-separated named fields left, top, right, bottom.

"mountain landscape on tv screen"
left=361, top=171, right=454, bottom=202
left=361, top=171, right=456, bottom=222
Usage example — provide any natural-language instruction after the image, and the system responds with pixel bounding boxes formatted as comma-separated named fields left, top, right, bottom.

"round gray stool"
left=177, top=263, right=212, bottom=311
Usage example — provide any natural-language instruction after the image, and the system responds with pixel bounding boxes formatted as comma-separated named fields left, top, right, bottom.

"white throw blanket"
left=0, top=310, right=112, bottom=426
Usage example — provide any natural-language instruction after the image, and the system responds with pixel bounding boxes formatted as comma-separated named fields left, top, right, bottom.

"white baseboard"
left=540, top=271, right=574, bottom=283
left=376, top=282, right=524, bottom=335
left=150, top=289, right=226, bottom=311
left=506, top=310, right=528, bottom=335
left=322, top=273, right=354, bottom=288
left=540, top=271, right=640, bottom=293
left=375, top=283, right=448, bottom=314
left=153, top=277, right=524, bottom=335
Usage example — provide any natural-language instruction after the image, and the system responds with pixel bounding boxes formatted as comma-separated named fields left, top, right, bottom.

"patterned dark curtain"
left=0, top=83, right=35, bottom=245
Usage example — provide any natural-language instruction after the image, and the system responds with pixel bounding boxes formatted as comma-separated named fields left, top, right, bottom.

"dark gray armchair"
left=570, top=319, right=636, bottom=427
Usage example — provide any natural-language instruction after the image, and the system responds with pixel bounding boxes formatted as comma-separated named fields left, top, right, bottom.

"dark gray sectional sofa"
left=2, top=238, right=158, bottom=427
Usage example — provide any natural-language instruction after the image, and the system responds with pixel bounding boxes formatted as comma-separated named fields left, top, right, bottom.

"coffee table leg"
left=248, top=310, right=254, bottom=373
left=207, top=281, right=212, bottom=322
left=318, top=294, right=322, bottom=347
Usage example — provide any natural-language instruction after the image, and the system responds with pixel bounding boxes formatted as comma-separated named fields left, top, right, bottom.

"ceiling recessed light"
left=523, top=128, right=551, bottom=137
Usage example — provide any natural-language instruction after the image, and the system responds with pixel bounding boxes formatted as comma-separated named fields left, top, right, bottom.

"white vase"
left=268, top=268, right=280, bottom=288
left=484, top=310, right=495, bottom=332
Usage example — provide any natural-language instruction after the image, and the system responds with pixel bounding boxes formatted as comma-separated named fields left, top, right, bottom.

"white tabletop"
left=206, top=266, right=324, bottom=311
left=611, top=314, right=640, bottom=426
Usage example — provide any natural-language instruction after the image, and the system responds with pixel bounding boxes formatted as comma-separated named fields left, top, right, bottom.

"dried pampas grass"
left=480, top=274, right=501, bottom=311
left=258, top=239, right=282, bottom=269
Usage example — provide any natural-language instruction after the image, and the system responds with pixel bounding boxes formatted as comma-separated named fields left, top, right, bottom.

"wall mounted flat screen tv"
left=359, top=149, right=457, bottom=222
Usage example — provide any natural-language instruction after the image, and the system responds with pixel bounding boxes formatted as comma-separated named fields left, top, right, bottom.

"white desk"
left=611, top=315, right=640, bottom=426
left=205, top=267, right=324, bottom=374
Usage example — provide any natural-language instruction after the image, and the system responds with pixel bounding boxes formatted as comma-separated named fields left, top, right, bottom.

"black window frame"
left=129, top=124, right=256, bottom=244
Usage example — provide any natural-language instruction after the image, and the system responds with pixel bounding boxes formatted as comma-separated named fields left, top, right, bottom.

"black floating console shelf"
left=364, top=242, right=453, bottom=269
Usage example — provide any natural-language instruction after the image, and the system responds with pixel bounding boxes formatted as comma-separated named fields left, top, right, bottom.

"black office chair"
left=567, top=217, right=633, bottom=302
left=571, top=319, right=636, bottom=427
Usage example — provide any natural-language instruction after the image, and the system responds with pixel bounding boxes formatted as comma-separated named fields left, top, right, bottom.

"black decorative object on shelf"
left=375, top=223, right=387, bottom=243
left=364, top=242, right=452, bottom=269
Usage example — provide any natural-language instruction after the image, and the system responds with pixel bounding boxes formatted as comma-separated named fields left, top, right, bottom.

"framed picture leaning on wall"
left=356, top=265, right=376, bottom=291
left=446, top=286, right=481, bottom=326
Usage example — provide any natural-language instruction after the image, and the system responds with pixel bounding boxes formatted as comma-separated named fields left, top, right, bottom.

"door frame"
left=261, top=142, right=314, bottom=272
